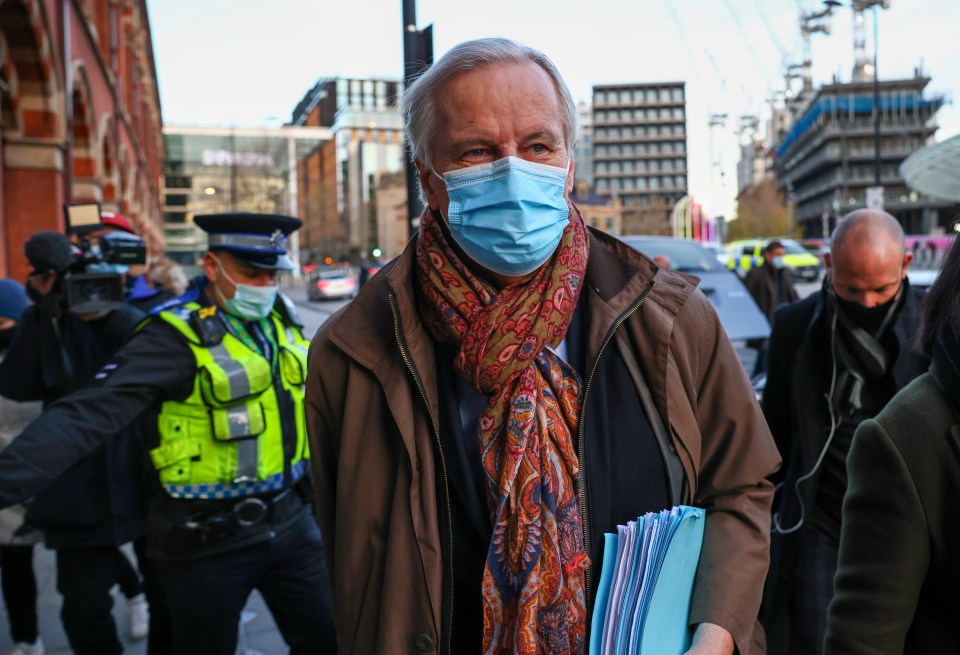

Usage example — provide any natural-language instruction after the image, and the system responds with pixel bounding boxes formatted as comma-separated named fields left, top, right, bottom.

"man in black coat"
left=759, top=210, right=931, bottom=654
left=744, top=240, right=799, bottom=376
left=0, top=232, right=149, bottom=655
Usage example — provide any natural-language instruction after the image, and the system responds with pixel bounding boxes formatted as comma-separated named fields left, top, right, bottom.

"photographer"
left=0, top=232, right=150, bottom=655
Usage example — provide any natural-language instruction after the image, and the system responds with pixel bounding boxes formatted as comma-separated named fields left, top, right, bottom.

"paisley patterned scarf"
left=415, top=205, right=590, bottom=654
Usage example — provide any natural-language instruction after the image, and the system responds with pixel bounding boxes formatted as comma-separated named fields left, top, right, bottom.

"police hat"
left=194, top=213, right=301, bottom=271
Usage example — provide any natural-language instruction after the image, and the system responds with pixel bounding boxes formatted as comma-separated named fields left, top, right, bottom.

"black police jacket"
left=0, top=304, right=149, bottom=548
left=0, top=286, right=308, bottom=559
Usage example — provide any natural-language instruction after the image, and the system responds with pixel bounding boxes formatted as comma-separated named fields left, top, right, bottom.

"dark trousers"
left=152, top=510, right=337, bottom=655
left=787, top=529, right=839, bottom=655
left=56, top=545, right=141, bottom=655
left=0, top=545, right=39, bottom=644
left=134, top=537, right=175, bottom=655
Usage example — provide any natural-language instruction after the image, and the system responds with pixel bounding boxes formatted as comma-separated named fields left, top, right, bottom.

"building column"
left=3, top=138, right=65, bottom=276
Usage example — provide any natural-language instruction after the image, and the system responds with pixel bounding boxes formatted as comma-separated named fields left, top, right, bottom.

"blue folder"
left=588, top=506, right=706, bottom=655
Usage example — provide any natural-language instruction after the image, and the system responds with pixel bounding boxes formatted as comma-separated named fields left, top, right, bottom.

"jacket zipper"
left=577, top=280, right=655, bottom=630
left=389, top=293, right=454, bottom=655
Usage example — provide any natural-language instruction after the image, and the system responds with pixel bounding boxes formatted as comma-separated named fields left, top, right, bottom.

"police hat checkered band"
left=207, top=231, right=288, bottom=253
left=162, top=460, right=307, bottom=500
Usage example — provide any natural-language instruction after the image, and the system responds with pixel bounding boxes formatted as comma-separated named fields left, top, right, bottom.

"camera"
left=62, top=203, right=147, bottom=314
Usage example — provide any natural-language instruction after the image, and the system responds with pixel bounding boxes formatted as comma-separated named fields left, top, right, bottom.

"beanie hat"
left=0, top=279, right=30, bottom=320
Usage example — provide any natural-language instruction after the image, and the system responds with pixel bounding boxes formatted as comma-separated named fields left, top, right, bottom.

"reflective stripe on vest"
left=151, top=303, right=311, bottom=499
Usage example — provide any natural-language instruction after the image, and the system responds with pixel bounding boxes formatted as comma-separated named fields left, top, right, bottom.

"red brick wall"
left=1, top=0, right=163, bottom=278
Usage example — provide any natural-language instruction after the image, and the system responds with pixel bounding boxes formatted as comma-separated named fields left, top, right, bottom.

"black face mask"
left=25, top=281, right=44, bottom=304
left=835, top=285, right=901, bottom=335
left=0, top=326, right=15, bottom=350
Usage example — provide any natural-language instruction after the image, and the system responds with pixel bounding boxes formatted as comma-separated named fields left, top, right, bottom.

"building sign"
left=201, top=149, right=275, bottom=168
left=866, top=186, right=885, bottom=210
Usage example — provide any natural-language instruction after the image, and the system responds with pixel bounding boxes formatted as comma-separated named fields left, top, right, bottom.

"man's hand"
left=683, top=622, right=735, bottom=655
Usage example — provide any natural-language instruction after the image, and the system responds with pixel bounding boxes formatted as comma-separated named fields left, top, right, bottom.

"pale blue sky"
left=147, top=0, right=960, bottom=218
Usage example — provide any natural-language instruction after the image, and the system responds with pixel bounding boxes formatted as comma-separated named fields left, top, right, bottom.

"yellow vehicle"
left=726, top=238, right=822, bottom=281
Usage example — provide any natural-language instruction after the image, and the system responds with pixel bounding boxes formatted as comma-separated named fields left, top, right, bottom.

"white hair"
left=402, top=37, right=579, bottom=171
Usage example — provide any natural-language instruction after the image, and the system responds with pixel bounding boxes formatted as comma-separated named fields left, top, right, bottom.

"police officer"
left=0, top=213, right=337, bottom=655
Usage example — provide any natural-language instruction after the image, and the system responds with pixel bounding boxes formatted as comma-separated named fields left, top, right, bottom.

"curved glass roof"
left=901, top=132, right=960, bottom=202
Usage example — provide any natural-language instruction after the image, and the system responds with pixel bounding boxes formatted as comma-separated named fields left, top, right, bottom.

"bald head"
left=831, top=209, right=904, bottom=258
left=826, top=209, right=911, bottom=308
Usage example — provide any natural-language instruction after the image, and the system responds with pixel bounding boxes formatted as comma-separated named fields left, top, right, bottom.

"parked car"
left=700, top=241, right=730, bottom=268
left=620, top=236, right=771, bottom=343
left=905, top=233, right=952, bottom=289
left=726, top=237, right=822, bottom=281
left=799, top=237, right=830, bottom=264
left=307, top=267, right=358, bottom=301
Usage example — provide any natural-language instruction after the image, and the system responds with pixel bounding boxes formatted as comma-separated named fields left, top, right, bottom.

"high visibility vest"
left=148, top=302, right=311, bottom=500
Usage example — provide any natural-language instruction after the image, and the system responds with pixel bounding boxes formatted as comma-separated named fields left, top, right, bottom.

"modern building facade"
left=774, top=73, right=952, bottom=235
left=591, top=82, right=688, bottom=234
left=0, top=0, right=164, bottom=277
left=291, top=77, right=406, bottom=264
left=161, top=124, right=330, bottom=272
left=573, top=101, right=593, bottom=191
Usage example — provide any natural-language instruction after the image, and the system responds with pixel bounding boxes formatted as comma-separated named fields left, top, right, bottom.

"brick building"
left=0, top=0, right=163, bottom=278
left=291, top=77, right=405, bottom=263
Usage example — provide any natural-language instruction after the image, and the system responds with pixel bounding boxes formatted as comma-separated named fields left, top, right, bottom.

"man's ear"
left=413, top=158, right=441, bottom=210
left=823, top=251, right=832, bottom=272
left=565, top=157, right=575, bottom=197
left=901, top=251, right=913, bottom=277
left=202, top=251, right=220, bottom=283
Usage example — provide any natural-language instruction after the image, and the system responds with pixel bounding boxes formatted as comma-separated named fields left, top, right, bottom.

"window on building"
left=633, top=89, right=645, bottom=103
left=620, top=109, right=631, bottom=122
left=672, top=87, right=684, bottom=102
left=650, top=177, right=659, bottom=189
left=637, top=177, right=647, bottom=190
left=620, top=90, right=631, bottom=104
left=606, top=217, right=615, bottom=230
left=611, top=178, right=621, bottom=191
left=673, top=107, right=684, bottom=120
left=659, top=88, right=671, bottom=103
left=611, top=162, right=622, bottom=173
left=597, top=162, right=608, bottom=173
left=637, top=161, right=647, bottom=173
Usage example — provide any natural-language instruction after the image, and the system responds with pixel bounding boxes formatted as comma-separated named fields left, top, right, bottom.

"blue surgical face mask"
left=434, top=156, right=570, bottom=276
left=772, top=255, right=786, bottom=270
left=213, top=258, right=278, bottom=321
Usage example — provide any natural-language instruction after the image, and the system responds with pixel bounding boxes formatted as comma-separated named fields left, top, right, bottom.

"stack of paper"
left=588, top=505, right=706, bottom=655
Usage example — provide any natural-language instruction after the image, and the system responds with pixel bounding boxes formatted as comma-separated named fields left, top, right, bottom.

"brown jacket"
left=306, top=229, right=781, bottom=654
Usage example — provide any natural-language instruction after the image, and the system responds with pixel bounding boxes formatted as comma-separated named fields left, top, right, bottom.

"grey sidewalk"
left=0, top=545, right=290, bottom=655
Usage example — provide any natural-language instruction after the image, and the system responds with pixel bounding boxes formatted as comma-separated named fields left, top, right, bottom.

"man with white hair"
left=307, top=37, right=779, bottom=655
